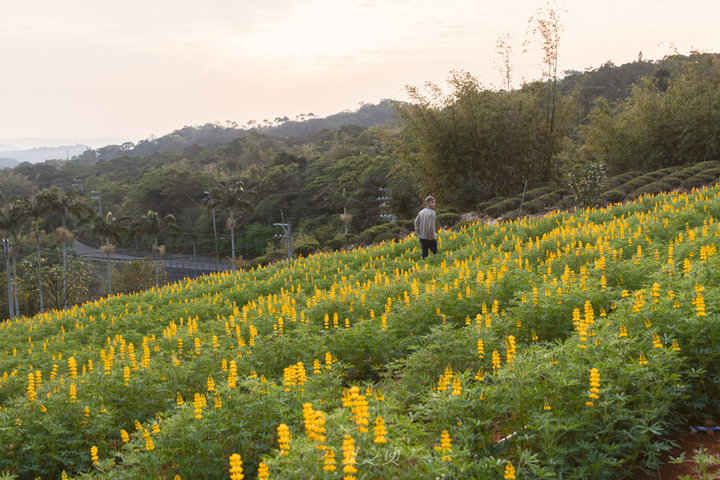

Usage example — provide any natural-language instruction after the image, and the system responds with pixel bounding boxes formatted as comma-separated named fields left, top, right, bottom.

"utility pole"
left=273, top=211, right=292, bottom=265
left=377, top=187, right=396, bottom=223
left=203, top=190, right=220, bottom=263
left=3, top=238, right=14, bottom=319
left=91, top=191, right=102, bottom=216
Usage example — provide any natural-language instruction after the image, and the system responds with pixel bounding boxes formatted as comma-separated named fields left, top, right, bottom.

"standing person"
left=414, top=196, right=437, bottom=259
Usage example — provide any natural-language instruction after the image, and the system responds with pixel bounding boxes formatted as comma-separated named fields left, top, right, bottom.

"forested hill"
left=77, top=100, right=399, bottom=163
left=86, top=58, right=680, bottom=163
left=2, top=52, right=720, bottom=277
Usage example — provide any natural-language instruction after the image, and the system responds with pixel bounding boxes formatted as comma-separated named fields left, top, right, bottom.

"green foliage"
left=682, top=173, right=720, bottom=191
left=292, top=233, right=321, bottom=258
left=126, top=167, right=214, bottom=218
left=632, top=180, right=674, bottom=197
left=397, top=71, right=579, bottom=208
left=435, top=212, right=460, bottom=229
left=484, top=197, right=522, bottom=217
left=4, top=185, right=720, bottom=479
left=567, top=161, right=608, bottom=207
left=670, top=447, right=720, bottom=480
left=14, top=250, right=94, bottom=314
left=583, top=52, right=720, bottom=172
left=114, top=260, right=167, bottom=295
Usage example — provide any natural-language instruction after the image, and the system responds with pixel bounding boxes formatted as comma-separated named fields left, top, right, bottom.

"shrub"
left=567, top=161, right=608, bottom=207
left=115, top=259, right=166, bottom=294
left=606, top=171, right=642, bottom=190
left=15, top=251, right=95, bottom=314
left=397, top=220, right=415, bottom=231
left=325, top=234, right=353, bottom=251
left=436, top=212, right=461, bottom=229
left=519, top=198, right=544, bottom=214
left=521, top=186, right=555, bottom=202
left=632, top=180, right=674, bottom=198
left=600, top=190, right=627, bottom=204
left=700, top=166, right=720, bottom=180
left=618, top=175, right=653, bottom=194
left=352, top=224, right=391, bottom=245
left=485, top=197, right=522, bottom=217
left=694, top=160, right=720, bottom=170
left=663, top=175, right=684, bottom=188
left=477, top=196, right=508, bottom=212
left=293, top=233, right=321, bottom=257
left=682, top=173, right=718, bottom=190
left=654, top=167, right=679, bottom=176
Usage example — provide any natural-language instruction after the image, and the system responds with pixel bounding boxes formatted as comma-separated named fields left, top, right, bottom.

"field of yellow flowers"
left=2, top=185, right=720, bottom=480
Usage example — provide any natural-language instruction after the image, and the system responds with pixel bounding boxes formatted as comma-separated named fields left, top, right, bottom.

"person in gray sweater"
left=414, top=196, right=437, bottom=259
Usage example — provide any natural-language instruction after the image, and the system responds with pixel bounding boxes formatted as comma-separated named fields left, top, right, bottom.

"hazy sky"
left=1, top=0, right=718, bottom=148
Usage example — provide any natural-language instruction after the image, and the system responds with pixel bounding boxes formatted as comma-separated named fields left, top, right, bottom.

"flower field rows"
left=2, top=186, right=720, bottom=479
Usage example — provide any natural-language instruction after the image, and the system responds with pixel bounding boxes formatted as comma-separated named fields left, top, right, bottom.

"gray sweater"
left=414, top=208, right=436, bottom=240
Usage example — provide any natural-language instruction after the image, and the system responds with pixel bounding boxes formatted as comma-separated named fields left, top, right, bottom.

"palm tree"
left=0, top=195, right=26, bottom=318
left=90, top=211, right=127, bottom=296
left=131, top=210, right=180, bottom=288
left=38, top=187, right=95, bottom=309
left=20, top=193, right=52, bottom=313
left=204, top=180, right=256, bottom=265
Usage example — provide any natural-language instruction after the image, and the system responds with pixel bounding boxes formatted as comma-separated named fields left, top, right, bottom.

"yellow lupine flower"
left=434, top=430, right=452, bottom=461
left=492, top=350, right=501, bottom=372
left=193, top=393, right=203, bottom=419
left=373, top=416, right=387, bottom=444
left=451, top=377, right=462, bottom=395
left=504, top=462, right=516, bottom=479
left=257, top=462, right=270, bottom=480
left=277, top=423, right=291, bottom=456
left=229, top=453, right=244, bottom=480
left=342, top=434, right=358, bottom=478
left=323, top=446, right=337, bottom=471
left=586, top=368, right=600, bottom=406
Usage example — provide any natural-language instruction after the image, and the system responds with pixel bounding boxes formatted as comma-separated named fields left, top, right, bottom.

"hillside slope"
left=1, top=185, right=720, bottom=479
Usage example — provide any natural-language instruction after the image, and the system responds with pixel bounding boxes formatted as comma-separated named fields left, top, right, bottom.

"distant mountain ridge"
left=0, top=144, right=89, bottom=165
left=87, top=100, right=400, bottom=162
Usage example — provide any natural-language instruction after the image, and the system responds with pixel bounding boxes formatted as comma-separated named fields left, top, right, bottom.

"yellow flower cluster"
left=451, top=377, right=462, bottom=395
left=26, top=372, right=36, bottom=403
left=373, top=416, right=387, bottom=444
left=586, top=368, right=600, bottom=406
left=227, top=360, right=238, bottom=389
left=436, top=365, right=454, bottom=391
left=257, top=462, right=270, bottom=480
left=323, top=446, right=336, bottom=471
left=283, top=362, right=307, bottom=391
left=504, top=461, right=516, bottom=479
left=342, top=434, right=358, bottom=480
left=193, top=393, right=205, bottom=419
left=277, top=423, right=291, bottom=456
left=343, top=386, right=370, bottom=432
left=434, top=430, right=452, bottom=462
left=693, top=292, right=706, bottom=316
left=228, top=453, right=243, bottom=480
left=505, top=335, right=516, bottom=365
left=302, top=402, right=327, bottom=447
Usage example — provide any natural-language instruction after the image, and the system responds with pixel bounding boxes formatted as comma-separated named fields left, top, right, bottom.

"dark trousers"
left=419, top=239, right=438, bottom=259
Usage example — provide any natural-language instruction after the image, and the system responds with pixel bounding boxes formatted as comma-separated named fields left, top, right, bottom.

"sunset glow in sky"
left=1, top=0, right=718, bottom=148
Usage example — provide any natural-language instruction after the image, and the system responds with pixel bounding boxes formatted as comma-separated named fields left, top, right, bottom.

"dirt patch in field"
left=630, top=426, right=720, bottom=480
